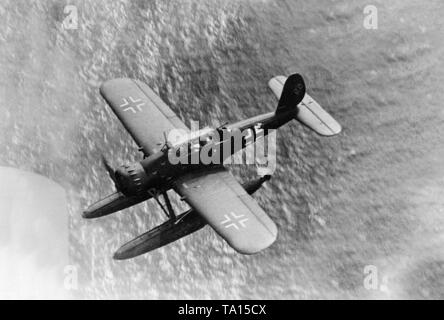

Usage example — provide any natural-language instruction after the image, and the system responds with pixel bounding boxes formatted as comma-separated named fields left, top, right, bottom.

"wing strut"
left=148, top=189, right=176, bottom=220
left=162, top=191, right=176, bottom=220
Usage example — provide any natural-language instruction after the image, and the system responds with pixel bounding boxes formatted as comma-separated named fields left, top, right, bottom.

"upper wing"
left=100, top=78, right=189, bottom=156
left=269, top=76, right=342, bottom=136
left=174, top=167, right=277, bottom=254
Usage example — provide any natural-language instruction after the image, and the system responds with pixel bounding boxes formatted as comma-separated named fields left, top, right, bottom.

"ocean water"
left=1, top=0, right=444, bottom=299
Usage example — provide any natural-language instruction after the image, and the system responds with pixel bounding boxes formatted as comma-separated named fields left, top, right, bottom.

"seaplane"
left=83, top=74, right=341, bottom=259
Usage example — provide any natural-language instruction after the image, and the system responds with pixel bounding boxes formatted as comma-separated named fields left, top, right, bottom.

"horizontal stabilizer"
left=298, top=94, right=342, bottom=136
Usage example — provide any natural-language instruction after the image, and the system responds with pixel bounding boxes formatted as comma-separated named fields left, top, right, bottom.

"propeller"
left=101, top=155, right=120, bottom=191
left=156, top=131, right=173, bottom=151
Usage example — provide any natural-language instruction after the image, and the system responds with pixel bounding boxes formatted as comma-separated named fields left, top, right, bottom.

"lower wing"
left=174, top=167, right=277, bottom=254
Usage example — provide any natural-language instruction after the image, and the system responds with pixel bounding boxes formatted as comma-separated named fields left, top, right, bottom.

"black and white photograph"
left=0, top=0, right=443, bottom=303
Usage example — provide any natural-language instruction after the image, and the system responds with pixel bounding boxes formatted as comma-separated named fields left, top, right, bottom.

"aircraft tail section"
left=268, top=75, right=342, bottom=136
left=275, top=74, right=306, bottom=113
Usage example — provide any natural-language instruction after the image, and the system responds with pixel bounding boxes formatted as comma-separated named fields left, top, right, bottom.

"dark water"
left=1, top=0, right=444, bottom=299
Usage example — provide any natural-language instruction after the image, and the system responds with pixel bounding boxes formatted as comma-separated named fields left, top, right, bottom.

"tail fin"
left=276, top=73, right=306, bottom=113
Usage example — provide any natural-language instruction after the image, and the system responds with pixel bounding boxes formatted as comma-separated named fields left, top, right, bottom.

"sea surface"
left=1, top=0, right=444, bottom=299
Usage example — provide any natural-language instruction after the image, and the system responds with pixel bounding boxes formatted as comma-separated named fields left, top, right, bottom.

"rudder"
left=276, top=73, right=306, bottom=113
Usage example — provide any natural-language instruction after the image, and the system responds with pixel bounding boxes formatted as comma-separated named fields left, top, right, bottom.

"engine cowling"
left=115, top=162, right=151, bottom=196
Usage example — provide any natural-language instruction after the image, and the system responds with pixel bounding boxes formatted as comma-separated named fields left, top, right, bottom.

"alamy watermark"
left=166, top=121, right=277, bottom=175
left=62, top=5, right=78, bottom=30
left=363, top=5, right=378, bottom=30
left=64, top=265, right=78, bottom=291
left=363, top=265, right=389, bottom=292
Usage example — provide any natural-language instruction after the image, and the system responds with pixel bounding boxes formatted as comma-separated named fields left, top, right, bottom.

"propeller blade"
left=101, top=155, right=118, bottom=188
